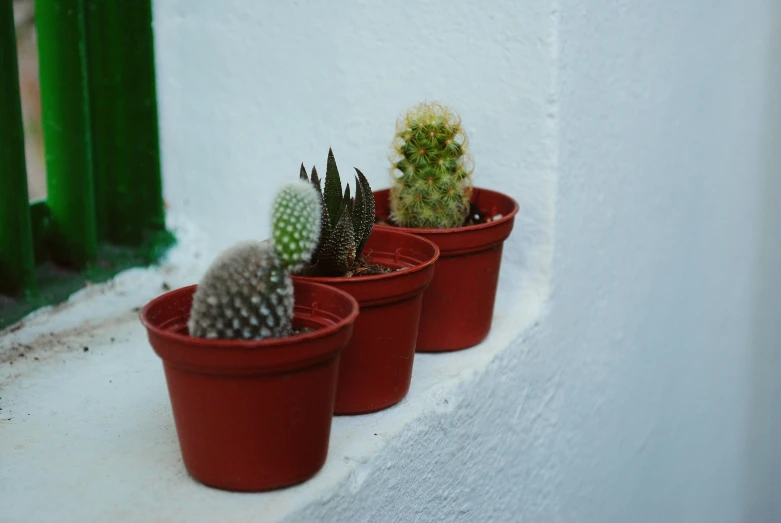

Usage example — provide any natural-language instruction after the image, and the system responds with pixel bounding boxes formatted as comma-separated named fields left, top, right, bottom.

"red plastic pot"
left=373, top=187, right=519, bottom=352
left=294, top=228, right=439, bottom=415
left=140, top=280, right=359, bottom=492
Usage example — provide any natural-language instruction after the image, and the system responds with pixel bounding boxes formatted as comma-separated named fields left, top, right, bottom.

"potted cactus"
left=140, top=181, right=359, bottom=492
left=374, top=101, right=520, bottom=352
left=292, top=149, right=440, bottom=414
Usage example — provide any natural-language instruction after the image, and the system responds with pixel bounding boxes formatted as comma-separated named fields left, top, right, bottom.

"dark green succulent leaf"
left=323, top=148, right=344, bottom=228
left=309, top=165, right=329, bottom=258
left=354, top=168, right=375, bottom=256
left=352, top=175, right=365, bottom=250
left=342, top=183, right=351, bottom=213
left=299, top=163, right=308, bottom=181
left=310, top=165, right=322, bottom=194
left=315, top=198, right=356, bottom=277
left=338, top=182, right=351, bottom=258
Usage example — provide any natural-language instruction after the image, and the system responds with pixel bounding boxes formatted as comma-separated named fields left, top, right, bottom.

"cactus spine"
left=188, top=180, right=321, bottom=340
left=388, top=102, right=474, bottom=228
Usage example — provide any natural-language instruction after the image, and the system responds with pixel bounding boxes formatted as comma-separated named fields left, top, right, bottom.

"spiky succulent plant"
left=297, top=149, right=375, bottom=277
left=187, top=180, right=321, bottom=340
left=388, top=101, right=474, bottom=228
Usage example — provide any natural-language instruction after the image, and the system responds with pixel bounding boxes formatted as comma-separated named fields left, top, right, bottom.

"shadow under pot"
left=373, top=187, right=519, bottom=352
left=293, top=227, right=439, bottom=415
left=140, top=280, right=359, bottom=492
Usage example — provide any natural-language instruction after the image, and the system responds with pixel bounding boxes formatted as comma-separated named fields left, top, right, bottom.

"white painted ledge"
left=0, top=216, right=546, bottom=523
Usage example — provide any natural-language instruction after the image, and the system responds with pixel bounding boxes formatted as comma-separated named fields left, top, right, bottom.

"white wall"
left=152, top=0, right=781, bottom=521
left=745, top=1, right=781, bottom=519
left=549, top=0, right=779, bottom=520
left=153, top=0, right=556, bottom=279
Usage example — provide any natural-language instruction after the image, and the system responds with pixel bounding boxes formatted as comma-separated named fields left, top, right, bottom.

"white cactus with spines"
left=188, top=181, right=322, bottom=340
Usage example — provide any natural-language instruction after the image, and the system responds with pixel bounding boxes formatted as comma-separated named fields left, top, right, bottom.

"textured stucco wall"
left=150, top=0, right=781, bottom=521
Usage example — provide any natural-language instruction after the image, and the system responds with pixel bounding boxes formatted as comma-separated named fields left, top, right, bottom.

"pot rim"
left=373, top=186, right=520, bottom=236
left=295, top=227, right=440, bottom=285
left=139, top=280, right=360, bottom=349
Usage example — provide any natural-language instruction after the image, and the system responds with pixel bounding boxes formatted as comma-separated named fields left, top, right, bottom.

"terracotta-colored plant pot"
left=373, top=187, right=519, bottom=352
left=140, top=280, right=359, bottom=492
left=294, top=228, right=439, bottom=415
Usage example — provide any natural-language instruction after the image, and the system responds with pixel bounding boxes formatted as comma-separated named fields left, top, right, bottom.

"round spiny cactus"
left=188, top=240, right=293, bottom=340
left=388, top=101, right=474, bottom=228
left=271, top=180, right=322, bottom=270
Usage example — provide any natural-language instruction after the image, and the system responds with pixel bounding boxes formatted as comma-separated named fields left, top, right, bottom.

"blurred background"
left=12, top=0, right=45, bottom=201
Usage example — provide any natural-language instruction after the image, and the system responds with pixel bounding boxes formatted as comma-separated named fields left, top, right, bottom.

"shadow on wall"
left=746, top=0, right=781, bottom=519
left=13, top=0, right=46, bottom=201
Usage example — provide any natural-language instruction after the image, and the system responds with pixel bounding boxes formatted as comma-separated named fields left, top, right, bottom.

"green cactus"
left=188, top=181, right=322, bottom=340
left=271, top=179, right=322, bottom=270
left=298, top=149, right=375, bottom=277
left=388, top=101, right=474, bottom=228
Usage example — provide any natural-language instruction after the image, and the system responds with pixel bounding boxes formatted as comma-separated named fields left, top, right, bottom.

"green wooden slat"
left=29, top=200, right=52, bottom=264
left=0, top=0, right=37, bottom=296
left=35, top=0, right=97, bottom=268
left=86, top=0, right=165, bottom=245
